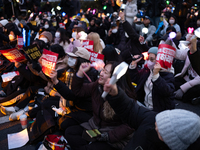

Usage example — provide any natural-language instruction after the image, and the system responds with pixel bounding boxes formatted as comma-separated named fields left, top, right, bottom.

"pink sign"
left=0, top=48, right=26, bottom=62
left=41, top=49, right=58, bottom=77
left=156, top=44, right=176, bottom=70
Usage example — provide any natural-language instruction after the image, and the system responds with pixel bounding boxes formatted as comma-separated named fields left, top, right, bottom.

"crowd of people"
left=0, top=0, right=199, bottom=149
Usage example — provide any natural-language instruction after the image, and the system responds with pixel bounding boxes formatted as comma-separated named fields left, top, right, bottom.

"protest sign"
left=156, top=44, right=176, bottom=70
left=87, top=49, right=104, bottom=63
left=1, top=71, right=20, bottom=82
left=23, top=44, right=42, bottom=61
left=59, top=23, right=65, bottom=28
left=41, top=49, right=58, bottom=77
left=82, top=40, right=94, bottom=51
left=0, top=48, right=26, bottom=62
left=17, top=36, right=23, bottom=49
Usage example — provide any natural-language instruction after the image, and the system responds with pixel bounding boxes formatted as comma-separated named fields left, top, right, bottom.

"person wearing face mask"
left=161, top=15, right=181, bottom=39
left=105, top=22, right=126, bottom=49
left=128, top=47, right=175, bottom=112
left=54, top=28, right=70, bottom=52
left=39, top=31, right=53, bottom=44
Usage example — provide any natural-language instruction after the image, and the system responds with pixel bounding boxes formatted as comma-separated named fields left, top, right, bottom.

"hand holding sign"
left=49, top=69, right=59, bottom=85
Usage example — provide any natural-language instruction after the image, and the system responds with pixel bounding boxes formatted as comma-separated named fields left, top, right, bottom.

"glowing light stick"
left=140, top=27, right=148, bottom=44
left=23, top=28, right=26, bottom=47
left=188, top=27, right=194, bottom=34
left=27, top=30, right=31, bottom=46
left=165, top=32, right=176, bottom=45
left=101, top=62, right=128, bottom=99
left=93, top=9, right=96, bottom=15
left=56, top=6, right=61, bottom=11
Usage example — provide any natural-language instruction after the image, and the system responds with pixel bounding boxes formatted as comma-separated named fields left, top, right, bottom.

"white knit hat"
left=156, top=109, right=200, bottom=150
left=0, top=19, right=8, bottom=27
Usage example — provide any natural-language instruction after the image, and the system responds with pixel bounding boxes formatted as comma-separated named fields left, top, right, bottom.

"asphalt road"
left=0, top=99, right=200, bottom=150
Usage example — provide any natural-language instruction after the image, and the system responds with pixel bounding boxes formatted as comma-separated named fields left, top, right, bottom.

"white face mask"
left=44, top=24, right=49, bottom=29
left=72, top=32, right=77, bottom=39
left=169, top=19, right=175, bottom=25
left=9, top=34, right=15, bottom=41
left=40, top=37, right=48, bottom=43
left=55, top=32, right=60, bottom=38
left=68, top=57, right=77, bottom=67
left=112, top=28, right=118, bottom=33
left=35, top=18, right=39, bottom=22
left=147, top=60, right=156, bottom=70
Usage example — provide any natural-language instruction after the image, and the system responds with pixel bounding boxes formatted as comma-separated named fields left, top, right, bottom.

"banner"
left=156, top=44, right=176, bottom=70
left=23, top=44, right=42, bottom=61
left=1, top=71, right=20, bottom=82
left=0, top=48, right=26, bottom=62
left=87, top=49, right=104, bottom=63
left=17, top=36, right=24, bottom=49
left=41, top=49, right=58, bottom=77
left=82, top=40, right=94, bottom=51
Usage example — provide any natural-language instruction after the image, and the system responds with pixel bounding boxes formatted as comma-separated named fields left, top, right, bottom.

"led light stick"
left=23, top=28, right=26, bottom=47
left=101, top=62, right=128, bottom=99
left=27, top=30, right=31, bottom=46
left=165, top=32, right=176, bottom=46
left=140, top=27, right=148, bottom=44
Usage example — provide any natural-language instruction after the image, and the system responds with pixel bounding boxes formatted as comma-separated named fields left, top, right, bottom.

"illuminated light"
left=107, top=13, right=110, bottom=17
left=142, top=52, right=148, bottom=60
left=166, top=0, right=170, bottom=5
left=28, top=10, right=31, bottom=13
left=23, top=29, right=26, bottom=47
left=51, top=8, right=54, bottom=13
left=103, top=6, right=107, bottom=10
left=194, top=27, right=200, bottom=38
left=169, top=32, right=176, bottom=39
left=195, top=11, right=198, bottom=16
left=91, top=60, right=105, bottom=71
left=142, top=27, right=148, bottom=34
left=93, top=9, right=96, bottom=15
left=88, top=8, right=91, bottom=11
left=187, top=27, right=194, bottom=34
left=62, top=12, right=66, bottom=17
left=56, top=6, right=61, bottom=11
left=39, top=12, right=42, bottom=14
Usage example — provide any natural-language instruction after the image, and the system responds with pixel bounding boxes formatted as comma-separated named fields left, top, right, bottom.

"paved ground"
left=0, top=99, right=200, bottom=150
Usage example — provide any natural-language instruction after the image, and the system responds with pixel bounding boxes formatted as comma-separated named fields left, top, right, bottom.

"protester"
left=103, top=80, right=200, bottom=150
left=65, top=61, right=135, bottom=150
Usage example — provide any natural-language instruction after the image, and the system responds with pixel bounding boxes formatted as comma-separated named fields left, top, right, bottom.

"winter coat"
left=72, top=75, right=134, bottom=148
left=188, top=49, right=200, bottom=76
left=134, top=23, right=156, bottom=43
left=129, top=65, right=175, bottom=112
left=161, top=23, right=181, bottom=36
left=106, top=87, right=200, bottom=150
left=125, top=0, right=137, bottom=25
left=145, top=0, right=166, bottom=17
left=120, top=21, right=149, bottom=65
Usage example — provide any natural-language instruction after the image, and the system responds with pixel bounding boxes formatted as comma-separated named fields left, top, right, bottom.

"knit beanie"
left=148, top=47, right=158, bottom=55
left=0, top=19, right=8, bottom=27
left=39, top=31, right=53, bottom=43
left=156, top=109, right=200, bottom=150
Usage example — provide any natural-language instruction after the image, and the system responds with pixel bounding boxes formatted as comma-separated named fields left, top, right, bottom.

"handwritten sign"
left=17, top=36, right=23, bottom=49
left=41, top=49, right=58, bottom=77
left=87, top=49, right=104, bottom=63
left=156, top=44, right=176, bottom=70
left=23, top=44, right=42, bottom=61
left=0, top=48, right=26, bottom=62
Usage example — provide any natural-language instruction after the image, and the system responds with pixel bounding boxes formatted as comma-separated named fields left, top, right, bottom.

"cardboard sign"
left=1, top=71, right=19, bottom=82
left=156, top=44, right=176, bottom=70
left=23, top=44, right=42, bottom=61
left=17, top=36, right=24, bottom=49
left=82, top=40, right=94, bottom=51
left=41, top=49, right=58, bottom=77
left=87, top=49, right=104, bottom=63
left=0, top=48, right=26, bottom=62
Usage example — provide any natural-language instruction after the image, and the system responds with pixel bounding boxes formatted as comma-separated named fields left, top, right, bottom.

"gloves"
left=97, top=132, right=109, bottom=142
left=52, top=107, right=65, bottom=116
left=175, top=89, right=184, bottom=99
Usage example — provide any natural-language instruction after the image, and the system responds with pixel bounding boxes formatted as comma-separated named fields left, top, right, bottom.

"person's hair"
left=49, top=44, right=66, bottom=59
left=87, top=32, right=103, bottom=53
left=74, top=57, right=90, bottom=71
left=72, top=27, right=85, bottom=33
left=102, top=45, right=122, bottom=63
left=169, top=15, right=177, bottom=25
left=166, top=26, right=176, bottom=33
left=106, top=61, right=136, bottom=100
left=57, top=28, right=70, bottom=44
left=32, top=39, right=49, bottom=53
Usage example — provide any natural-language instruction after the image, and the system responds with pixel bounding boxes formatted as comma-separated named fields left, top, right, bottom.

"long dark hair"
left=57, top=28, right=70, bottom=45
left=106, top=61, right=136, bottom=100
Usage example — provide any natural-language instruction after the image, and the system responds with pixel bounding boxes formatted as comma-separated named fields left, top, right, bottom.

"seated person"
left=129, top=47, right=175, bottom=112
left=104, top=80, right=200, bottom=150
